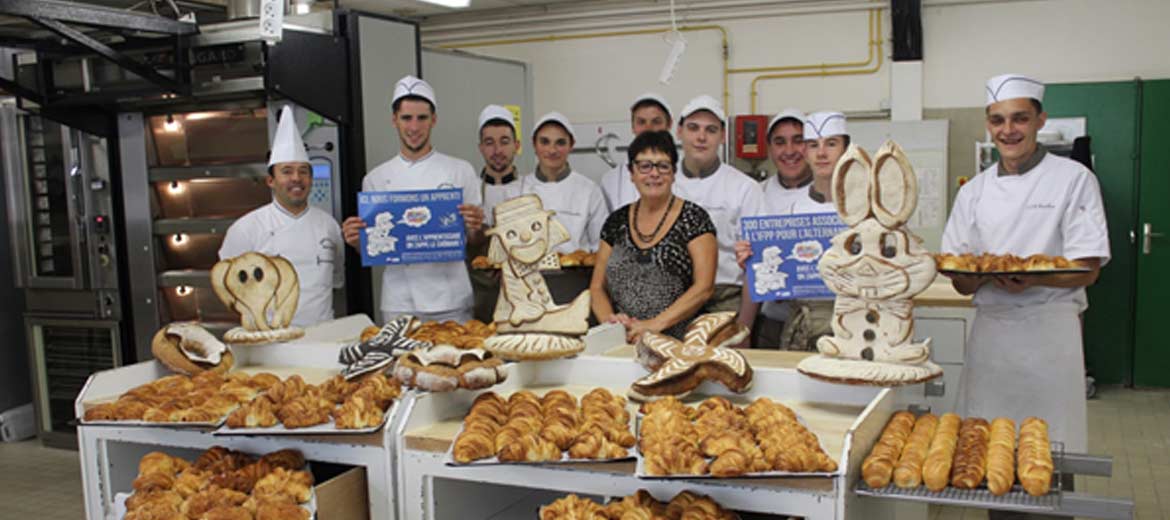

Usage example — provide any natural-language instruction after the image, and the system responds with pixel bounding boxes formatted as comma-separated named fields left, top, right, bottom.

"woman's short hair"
left=627, top=130, right=679, bottom=171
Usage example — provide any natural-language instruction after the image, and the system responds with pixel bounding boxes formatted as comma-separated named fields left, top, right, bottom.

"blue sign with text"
left=358, top=188, right=465, bottom=266
left=740, top=212, right=848, bottom=302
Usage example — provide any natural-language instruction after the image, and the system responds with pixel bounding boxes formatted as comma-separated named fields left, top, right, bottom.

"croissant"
left=252, top=467, right=313, bottom=504
left=539, top=494, right=606, bottom=520
left=276, top=395, right=331, bottom=429
left=497, top=433, right=561, bottom=462
left=333, top=394, right=384, bottom=429
left=244, top=372, right=281, bottom=391
left=173, top=469, right=209, bottom=498
left=254, top=501, right=310, bottom=520
left=125, top=489, right=183, bottom=513
left=132, top=471, right=175, bottom=493
left=922, top=413, right=961, bottom=491
left=540, top=421, right=579, bottom=451
left=893, top=413, right=938, bottom=488
left=453, top=430, right=496, bottom=463
left=986, top=417, right=1017, bottom=496
left=709, top=448, right=751, bottom=477
left=176, top=407, right=220, bottom=423
left=1018, top=417, right=1053, bottom=496
left=259, top=449, right=305, bottom=472
left=216, top=382, right=259, bottom=404
left=862, top=411, right=916, bottom=488
left=210, top=461, right=272, bottom=494
left=225, top=398, right=278, bottom=429
left=194, top=446, right=253, bottom=474
left=180, top=487, right=249, bottom=519
left=112, top=400, right=152, bottom=421
left=139, top=452, right=184, bottom=477
left=124, top=500, right=183, bottom=520
left=951, top=417, right=990, bottom=489
left=265, top=376, right=307, bottom=405
left=200, top=505, right=253, bottom=520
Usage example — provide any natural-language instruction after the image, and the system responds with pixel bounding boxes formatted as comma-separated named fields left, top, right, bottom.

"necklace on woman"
left=633, top=195, right=675, bottom=244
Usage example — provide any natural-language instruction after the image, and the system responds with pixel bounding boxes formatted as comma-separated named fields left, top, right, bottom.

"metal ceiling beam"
left=0, top=0, right=198, bottom=35
left=29, top=16, right=189, bottom=95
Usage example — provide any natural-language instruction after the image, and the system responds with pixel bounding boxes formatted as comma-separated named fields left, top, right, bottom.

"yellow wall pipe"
left=748, top=9, right=884, bottom=113
left=439, top=25, right=731, bottom=112
left=727, top=10, right=876, bottom=75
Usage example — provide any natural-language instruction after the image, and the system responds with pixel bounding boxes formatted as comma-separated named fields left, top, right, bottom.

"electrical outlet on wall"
left=259, top=0, right=284, bottom=43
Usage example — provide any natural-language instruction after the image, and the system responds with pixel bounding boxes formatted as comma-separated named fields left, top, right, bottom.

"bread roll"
left=893, top=414, right=938, bottom=488
left=951, top=417, right=990, bottom=489
left=986, top=417, right=1017, bottom=496
left=922, top=413, right=961, bottom=491
left=1018, top=417, right=1053, bottom=496
left=862, top=411, right=916, bottom=488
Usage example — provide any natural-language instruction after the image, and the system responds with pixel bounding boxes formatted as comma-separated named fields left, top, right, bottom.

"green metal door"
left=1134, top=80, right=1170, bottom=387
left=1045, top=81, right=1140, bottom=386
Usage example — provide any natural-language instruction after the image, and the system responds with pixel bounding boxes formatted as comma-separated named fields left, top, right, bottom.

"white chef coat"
left=760, top=175, right=814, bottom=216
left=600, top=161, right=640, bottom=212
left=218, top=202, right=343, bottom=327
left=942, top=152, right=1109, bottom=453
left=363, top=151, right=482, bottom=315
left=519, top=169, right=608, bottom=253
left=481, top=170, right=522, bottom=227
left=789, top=184, right=837, bottom=215
left=672, top=161, right=764, bottom=286
left=941, top=152, right=1111, bottom=309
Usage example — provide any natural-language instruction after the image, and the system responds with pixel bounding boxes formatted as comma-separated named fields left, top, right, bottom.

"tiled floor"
left=1, top=387, right=1165, bottom=519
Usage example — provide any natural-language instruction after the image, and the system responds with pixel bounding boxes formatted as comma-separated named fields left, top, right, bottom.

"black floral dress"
left=601, top=200, right=716, bottom=339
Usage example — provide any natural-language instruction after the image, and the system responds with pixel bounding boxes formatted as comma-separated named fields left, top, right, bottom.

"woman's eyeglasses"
left=633, top=160, right=674, bottom=174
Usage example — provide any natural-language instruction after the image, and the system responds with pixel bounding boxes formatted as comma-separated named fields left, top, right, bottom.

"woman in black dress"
left=590, top=131, right=717, bottom=341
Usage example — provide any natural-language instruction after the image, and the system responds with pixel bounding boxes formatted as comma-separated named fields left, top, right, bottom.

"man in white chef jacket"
left=735, top=109, right=812, bottom=346
left=219, top=105, right=344, bottom=328
left=942, top=74, right=1110, bottom=466
left=519, top=111, right=608, bottom=253
left=673, top=95, right=764, bottom=335
left=470, top=104, right=523, bottom=321
left=599, top=93, right=673, bottom=211
left=341, top=75, right=486, bottom=324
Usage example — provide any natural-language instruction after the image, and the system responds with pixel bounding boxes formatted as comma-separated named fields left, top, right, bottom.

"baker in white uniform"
left=673, top=95, right=763, bottom=335
left=219, top=105, right=344, bottom=328
left=470, top=104, right=523, bottom=321
left=599, top=92, right=673, bottom=210
left=733, top=108, right=812, bottom=346
left=791, top=111, right=849, bottom=214
left=520, top=111, right=608, bottom=253
left=477, top=104, right=523, bottom=225
left=942, top=74, right=1109, bottom=465
left=341, top=75, right=486, bottom=324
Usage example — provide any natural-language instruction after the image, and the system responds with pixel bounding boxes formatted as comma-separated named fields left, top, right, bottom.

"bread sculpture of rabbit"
left=796, top=141, right=942, bottom=386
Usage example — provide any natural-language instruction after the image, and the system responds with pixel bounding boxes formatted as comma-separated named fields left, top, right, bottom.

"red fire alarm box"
left=734, top=114, right=769, bottom=160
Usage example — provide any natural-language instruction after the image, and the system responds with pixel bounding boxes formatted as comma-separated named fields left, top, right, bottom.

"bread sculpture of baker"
left=212, top=251, right=306, bottom=344
left=481, top=194, right=591, bottom=360
left=796, top=141, right=942, bottom=385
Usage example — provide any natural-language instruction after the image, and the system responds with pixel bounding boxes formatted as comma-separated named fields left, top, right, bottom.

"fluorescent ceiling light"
left=417, top=0, right=471, bottom=7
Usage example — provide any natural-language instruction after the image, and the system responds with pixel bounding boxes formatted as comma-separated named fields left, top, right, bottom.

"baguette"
left=921, top=413, right=961, bottom=491
left=1017, top=417, right=1053, bottom=496
left=951, top=417, right=991, bottom=489
left=893, top=414, right=938, bottom=488
left=862, top=411, right=916, bottom=488
left=986, top=417, right=1017, bottom=495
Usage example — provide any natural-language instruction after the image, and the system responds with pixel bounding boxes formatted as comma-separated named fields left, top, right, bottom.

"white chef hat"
left=630, top=92, right=673, bottom=120
left=804, top=111, right=848, bottom=140
left=392, top=75, right=436, bottom=110
left=678, top=94, right=726, bottom=125
left=768, top=108, right=807, bottom=135
left=533, top=111, right=577, bottom=144
left=986, top=73, right=1045, bottom=106
left=268, top=105, right=309, bottom=167
left=478, top=104, right=516, bottom=133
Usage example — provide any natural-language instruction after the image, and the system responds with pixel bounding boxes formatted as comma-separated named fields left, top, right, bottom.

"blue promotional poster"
left=740, top=212, right=849, bottom=302
left=358, top=188, right=465, bottom=266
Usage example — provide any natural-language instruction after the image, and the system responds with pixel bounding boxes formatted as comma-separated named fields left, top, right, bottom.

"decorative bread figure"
left=151, top=322, right=234, bottom=376
left=481, top=195, right=590, bottom=360
left=211, top=252, right=305, bottom=344
left=797, top=141, right=942, bottom=386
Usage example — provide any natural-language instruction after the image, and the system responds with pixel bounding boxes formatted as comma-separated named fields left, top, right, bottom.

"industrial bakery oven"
left=1, top=104, right=126, bottom=448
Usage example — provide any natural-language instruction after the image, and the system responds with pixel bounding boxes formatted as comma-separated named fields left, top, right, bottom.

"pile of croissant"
left=539, top=490, right=737, bottom=520
left=639, top=396, right=837, bottom=477
left=399, top=319, right=497, bottom=349
left=224, top=372, right=400, bottom=430
left=934, top=253, right=1084, bottom=273
left=84, top=371, right=280, bottom=424
left=452, top=389, right=635, bottom=463
left=862, top=411, right=1054, bottom=496
left=124, top=446, right=312, bottom=520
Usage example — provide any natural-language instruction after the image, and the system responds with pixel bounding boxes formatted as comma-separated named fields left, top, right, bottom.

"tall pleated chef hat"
left=268, top=105, right=309, bottom=167
left=631, top=92, right=673, bottom=121
left=678, top=94, right=726, bottom=125
left=804, top=111, right=848, bottom=140
left=478, top=104, right=516, bottom=132
left=986, top=73, right=1045, bottom=106
left=533, top=111, right=577, bottom=144
left=392, top=75, right=437, bottom=110
left=768, top=108, right=807, bottom=135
